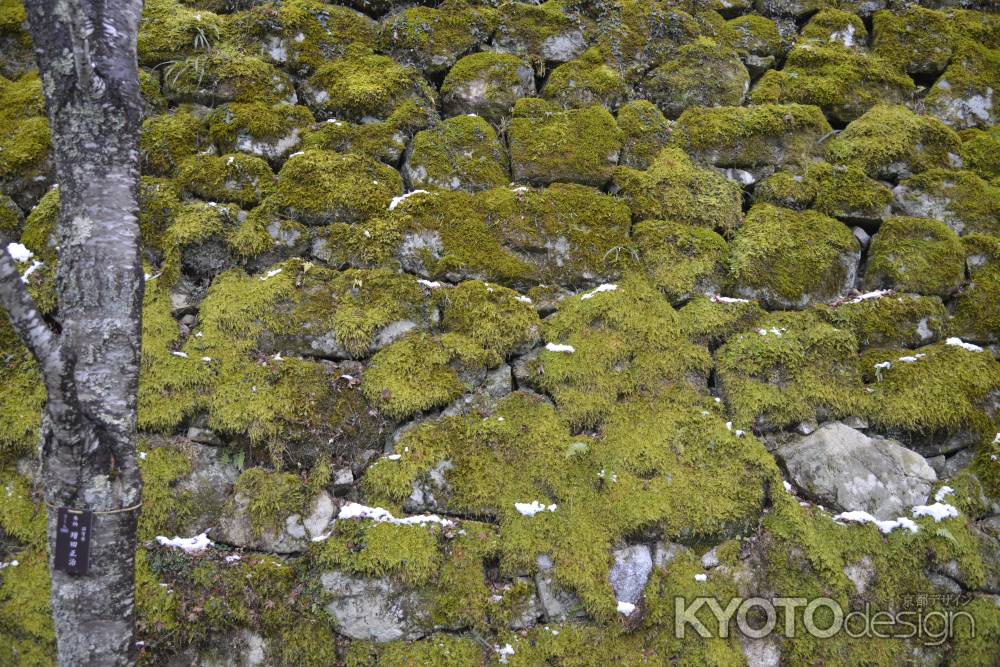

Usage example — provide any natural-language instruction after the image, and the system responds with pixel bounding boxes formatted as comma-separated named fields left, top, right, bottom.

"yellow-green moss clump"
left=632, top=219, right=729, bottom=304
left=440, top=280, right=540, bottom=365
left=615, top=100, right=672, bottom=170
left=958, top=125, right=1000, bottom=183
left=613, top=147, right=742, bottom=235
left=0, top=549, right=54, bottom=665
left=750, top=45, right=915, bottom=124
left=924, top=40, right=999, bottom=130
left=139, top=177, right=181, bottom=258
left=0, top=322, right=45, bottom=465
left=800, top=8, right=866, bottom=47
left=508, top=99, right=623, bottom=187
left=718, top=14, right=783, bottom=62
left=0, top=193, right=22, bottom=240
left=137, top=0, right=223, bottom=67
left=951, top=233, right=1000, bottom=344
left=207, top=102, right=314, bottom=163
left=300, top=101, right=433, bottom=167
left=716, top=310, right=867, bottom=431
left=158, top=200, right=240, bottom=286
left=377, top=0, right=496, bottom=75
left=864, top=217, right=965, bottom=297
left=176, top=153, right=276, bottom=207
left=677, top=294, right=765, bottom=348
left=893, top=169, right=1000, bottom=237
left=392, top=185, right=631, bottom=289
left=232, top=467, right=308, bottom=535
left=139, top=107, right=208, bottom=177
left=642, top=38, right=749, bottom=119
left=269, top=150, right=402, bottom=226
left=300, top=46, right=436, bottom=123
left=16, top=187, right=58, bottom=315
left=542, top=48, right=630, bottom=110
left=0, top=73, right=49, bottom=188
left=826, top=105, right=961, bottom=180
left=528, top=274, right=712, bottom=430
left=817, top=293, right=946, bottom=350
left=871, top=6, right=954, bottom=76
left=402, top=115, right=508, bottom=193
left=492, top=0, right=589, bottom=64
left=670, top=103, right=832, bottom=169
left=162, top=46, right=296, bottom=106
left=728, top=203, right=859, bottom=309
left=439, top=51, right=536, bottom=123
left=811, top=162, right=892, bottom=223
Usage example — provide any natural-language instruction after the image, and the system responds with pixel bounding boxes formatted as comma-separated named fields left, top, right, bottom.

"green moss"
left=276, top=621, right=339, bottom=667
left=393, top=184, right=631, bottom=289
left=0, top=549, right=54, bottom=665
left=718, top=14, right=782, bottom=58
left=894, top=169, right=1000, bottom=237
left=613, top=147, right=742, bottom=235
left=493, top=0, right=590, bottom=64
left=137, top=0, right=223, bottom=66
left=375, top=635, right=484, bottom=666
left=0, top=74, right=49, bottom=181
left=727, top=203, right=858, bottom=308
left=139, top=108, right=208, bottom=176
left=377, top=0, right=496, bottom=75
left=0, top=193, right=21, bottom=237
left=924, top=40, right=999, bottom=130
left=17, top=187, right=58, bottom=315
left=542, top=48, right=630, bottom=110
left=716, top=309, right=867, bottom=431
left=176, top=152, right=276, bottom=207
left=270, top=149, right=402, bottom=225
left=0, top=321, right=45, bottom=464
left=163, top=46, right=296, bottom=106
left=807, top=161, right=892, bottom=222
left=864, top=342, right=1000, bottom=439
left=159, top=200, right=239, bottom=286
left=951, top=233, right=1000, bottom=344
left=750, top=45, right=916, bottom=124
left=826, top=104, right=961, bottom=180
left=817, top=293, right=946, bottom=350
left=677, top=294, right=765, bottom=348
left=233, top=467, right=307, bottom=536
left=864, top=216, right=964, bottom=297
left=528, top=273, right=711, bottom=430
left=632, top=219, right=729, bottom=304
left=309, top=217, right=402, bottom=269
left=440, top=51, right=535, bottom=124
left=228, top=0, right=378, bottom=75
left=138, top=68, right=167, bottom=115
left=440, top=280, right=540, bottom=365
left=207, top=102, right=314, bottom=162
left=313, top=518, right=443, bottom=586
left=361, top=332, right=487, bottom=421
left=403, top=115, right=508, bottom=192
left=871, top=6, right=953, bottom=76
left=508, top=99, right=623, bottom=187
left=137, top=443, right=195, bottom=542
left=301, top=45, right=436, bottom=123
left=643, top=38, right=749, bottom=119
left=615, top=100, right=672, bottom=170
left=753, top=170, right=818, bottom=210
left=300, top=101, right=433, bottom=166
left=138, top=177, right=181, bottom=256
left=0, top=470, right=45, bottom=548
left=958, top=125, right=1000, bottom=182
left=800, top=8, right=866, bottom=46
left=671, top=103, right=832, bottom=169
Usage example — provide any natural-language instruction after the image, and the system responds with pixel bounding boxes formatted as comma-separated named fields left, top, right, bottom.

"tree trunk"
left=0, top=1, right=145, bottom=664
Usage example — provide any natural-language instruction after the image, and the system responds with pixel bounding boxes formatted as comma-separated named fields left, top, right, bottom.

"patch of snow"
left=515, top=294, right=533, bottom=303
left=5, top=242, right=33, bottom=262
left=384, top=454, right=402, bottom=461
left=710, top=294, right=749, bottom=304
left=783, top=480, right=793, bottom=492
left=545, top=342, right=575, bottom=353
left=260, top=268, right=282, bottom=281
left=337, top=502, right=454, bottom=527
left=515, top=501, right=557, bottom=517
left=874, top=361, right=892, bottom=370
left=0, top=560, right=19, bottom=569
left=581, top=283, right=617, bottom=300
left=834, top=510, right=919, bottom=534
left=156, top=533, right=213, bottom=553
left=225, top=554, right=241, bottom=564
left=617, top=600, right=636, bottom=615
left=388, top=189, right=431, bottom=211
left=694, top=574, right=707, bottom=582
left=829, top=23, right=856, bottom=47
left=945, top=337, right=983, bottom=352
left=934, top=486, right=955, bottom=502
left=417, top=279, right=442, bottom=289
left=170, top=351, right=189, bottom=359
left=847, top=290, right=891, bottom=304
left=20, top=260, right=43, bottom=282
left=497, top=643, right=515, bottom=664
left=912, top=502, right=959, bottom=522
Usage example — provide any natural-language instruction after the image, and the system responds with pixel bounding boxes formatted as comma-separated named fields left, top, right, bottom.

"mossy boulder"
left=728, top=203, right=860, bottom=309
left=391, top=185, right=631, bottom=288
left=541, top=48, right=630, bottom=110
left=139, top=108, right=208, bottom=177
left=800, top=9, right=867, bottom=49
left=615, top=100, right=672, bottom=170
left=716, top=310, right=867, bottom=431
left=632, top=219, right=729, bottom=304
left=308, top=216, right=401, bottom=271
left=718, top=14, right=784, bottom=77
left=826, top=105, right=962, bottom=180
left=0, top=192, right=22, bottom=245
left=670, top=103, right=832, bottom=169
left=493, top=0, right=590, bottom=64
left=300, top=102, right=434, bottom=167
left=207, top=103, right=315, bottom=164
left=892, top=169, right=1000, bottom=237
left=508, top=99, right=623, bottom=187
left=300, top=46, right=436, bottom=123
left=0, top=319, right=45, bottom=464
left=377, top=0, right=496, bottom=75
left=871, top=7, right=954, bottom=77
left=754, top=0, right=825, bottom=19
left=269, top=150, right=402, bottom=226
left=951, top=233, right=1000, bottom=344
left=160, top=201, right=242, bottom=287
left=439, top=280, right=542, bottom=365
left=750, top=44, right=916, bottom=124
left=402, top=115, right=509, bottom=193
left=612, top=147, right=743, bottom=234
left=162, top=47, right=296, bottom=106
left=753, top=170, right=818, bottom=210
left=0, top=73, right=51, bottom=209
left=137, top=0, right=224, bottom=67
left=0, top=0, right=33, bottom=79
left=439, top=51, right=536, bottom=124
left=924, top=41, right=999, bottom=130
left=817, top=292, right=947, bottom=350
left=677, top=294, right=765, bottom=349
left=864, top=217, right=965, bottom=298
left=139, top=177, right=182, bottom=260
left=176, top=153, right=276, bottom=207
left=808, top=162, right=893, bottom=225
left=958, top=125, right=1000, bottom=183
left=641, top=38, right=749, bottom=119
left=593, top=1, right=703, bottom=81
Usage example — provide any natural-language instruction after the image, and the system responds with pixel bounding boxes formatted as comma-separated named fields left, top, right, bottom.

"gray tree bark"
left=0, top=1, right=145, bottom=665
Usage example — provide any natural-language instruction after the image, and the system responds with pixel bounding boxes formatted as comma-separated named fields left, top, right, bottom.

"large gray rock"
left=534, top=554, right=587, bottom=622
left=321, top=571, right=429, bottom=642
left=777, top=422, right=936, bottom=519
left=213, top=491, right=336, bottom=554
left=609, top=544, right=653, bottom=605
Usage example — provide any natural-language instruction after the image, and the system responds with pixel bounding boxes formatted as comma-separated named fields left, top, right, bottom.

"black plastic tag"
left=54, top=508, right=93, bottom=575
